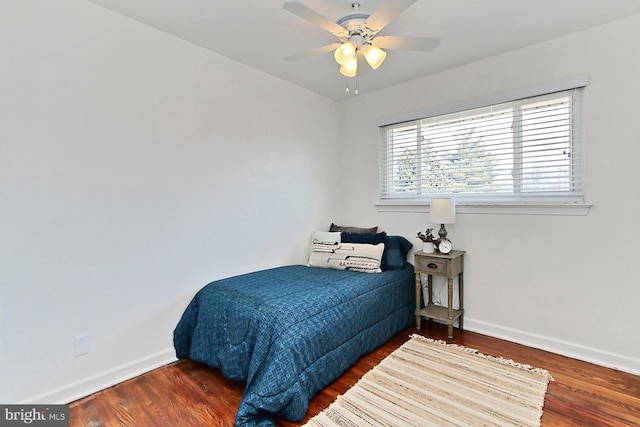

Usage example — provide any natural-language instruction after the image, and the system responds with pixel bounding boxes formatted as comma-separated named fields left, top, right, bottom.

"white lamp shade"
left=339, top=56, right=358, bottom=77
left=334, top=41, right=356, bottom=66
left=362, top=44, right=386, bottom=69
left=430, top=198, right=456, bottom=224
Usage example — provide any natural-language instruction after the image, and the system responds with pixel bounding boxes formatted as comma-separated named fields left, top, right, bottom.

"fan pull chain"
left=345, top=78, right=359, bottom=95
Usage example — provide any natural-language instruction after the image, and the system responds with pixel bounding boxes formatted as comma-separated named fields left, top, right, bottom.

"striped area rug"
left=304, top=334, right=553, bottom=427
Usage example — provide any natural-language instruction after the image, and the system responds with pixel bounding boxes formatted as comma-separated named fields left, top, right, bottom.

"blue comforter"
left=173, top=264, right=414, bottom=426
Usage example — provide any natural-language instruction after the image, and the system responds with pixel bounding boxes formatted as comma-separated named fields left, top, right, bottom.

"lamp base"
left=438, top=223, right=448, bottom=240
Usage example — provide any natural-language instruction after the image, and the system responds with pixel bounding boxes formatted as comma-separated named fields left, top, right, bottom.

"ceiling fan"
left=283, top=0, right=440, bottom=78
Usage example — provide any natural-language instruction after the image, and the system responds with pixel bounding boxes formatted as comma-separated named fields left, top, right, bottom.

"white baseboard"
left=465, top=318, right=640, bottom=376
left=21, top=349, right=177, bottom=405
left=21, top=320, right=639, bottom=405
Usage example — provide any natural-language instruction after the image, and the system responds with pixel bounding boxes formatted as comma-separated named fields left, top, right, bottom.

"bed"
left=173, top=234, right=414, bottom=427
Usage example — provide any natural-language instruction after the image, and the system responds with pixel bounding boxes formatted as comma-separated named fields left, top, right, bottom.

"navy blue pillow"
left=341, top=231, right=387, bottom=245
left=381, top=235, right=413, bottom=271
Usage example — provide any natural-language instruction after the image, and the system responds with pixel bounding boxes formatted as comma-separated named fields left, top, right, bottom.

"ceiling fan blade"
left=283, top=2, right=345, bottom=35
left=365, top=0, right=418, bottom=32
left=373, top=36, right=440, bottom=52
left=284, top=43, right=341, bottom=62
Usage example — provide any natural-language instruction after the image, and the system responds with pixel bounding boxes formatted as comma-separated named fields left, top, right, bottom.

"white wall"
left=338, top=14, right=640, bottom=374
left=0, top=1, right=340, bottom=403
left=3, top=0, right=638, bottom=407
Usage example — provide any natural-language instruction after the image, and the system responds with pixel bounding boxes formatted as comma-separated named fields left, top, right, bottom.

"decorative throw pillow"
left=329, top=223, right=378, bottom=234
left=308, top=242, right=385, bottom=273
left=341, top=231, right=388, bottom=246
left=308, top=231, right=341, bottom=263
left=381, top=235, right=413, bottom=271
left=341, top=232, right=411, bottom=271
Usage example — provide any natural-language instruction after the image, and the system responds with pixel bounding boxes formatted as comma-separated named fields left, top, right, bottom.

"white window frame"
left=376, top=76, right=592, bottom=216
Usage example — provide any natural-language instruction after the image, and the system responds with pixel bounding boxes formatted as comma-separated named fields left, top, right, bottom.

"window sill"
left=375, top=201, right=593, bottom=216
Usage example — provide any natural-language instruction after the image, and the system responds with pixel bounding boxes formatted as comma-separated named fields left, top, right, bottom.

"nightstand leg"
left=459, top=272, right=464, bottom=331
left=447, top=277, right=454, bottom=340
left=415, top=272, right=421, bottom=330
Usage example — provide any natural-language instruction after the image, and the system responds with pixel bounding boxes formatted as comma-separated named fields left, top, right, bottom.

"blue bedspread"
left=173, top=264, right=414, bottom=426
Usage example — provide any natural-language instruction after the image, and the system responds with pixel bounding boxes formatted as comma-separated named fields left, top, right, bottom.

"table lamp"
left=429, top=198, right=456, bottom=239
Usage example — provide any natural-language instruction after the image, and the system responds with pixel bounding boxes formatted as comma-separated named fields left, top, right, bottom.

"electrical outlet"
left=74, top=334, right=89, bottom=357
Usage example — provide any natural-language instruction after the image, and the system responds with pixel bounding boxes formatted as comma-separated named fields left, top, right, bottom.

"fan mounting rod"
left=337, top=13, right=370, bottom=33
left=336, top=0, right=374, bottom=40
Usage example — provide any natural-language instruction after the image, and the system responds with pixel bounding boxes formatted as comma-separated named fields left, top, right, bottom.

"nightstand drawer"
left=415, top=256, right=447, bottom=275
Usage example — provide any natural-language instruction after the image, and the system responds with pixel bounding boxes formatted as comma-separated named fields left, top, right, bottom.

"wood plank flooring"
left=70, top=322, right=640, bottom=426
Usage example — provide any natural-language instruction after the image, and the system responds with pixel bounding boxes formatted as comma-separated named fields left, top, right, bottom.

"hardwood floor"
left=70, top=322, right=640, bottom=426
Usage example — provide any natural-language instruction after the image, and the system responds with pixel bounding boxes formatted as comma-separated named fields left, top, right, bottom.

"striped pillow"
left=308, top=242, right=385, bottom=273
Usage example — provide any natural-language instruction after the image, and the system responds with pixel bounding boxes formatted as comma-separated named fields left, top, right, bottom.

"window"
left=379, top=81, right=586, bottom=207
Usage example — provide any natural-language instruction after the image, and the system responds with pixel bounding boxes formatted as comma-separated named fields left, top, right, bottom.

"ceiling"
left=87, top=0, right=640, bottom=101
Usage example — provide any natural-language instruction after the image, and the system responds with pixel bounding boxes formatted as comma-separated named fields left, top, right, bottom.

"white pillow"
left=308, top=242, right=385, bottom=273
left=308, top=231, right=341, bottom=262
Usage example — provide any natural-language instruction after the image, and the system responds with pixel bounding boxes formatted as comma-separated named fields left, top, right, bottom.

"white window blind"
left=379, top=86, right=585, bottom=205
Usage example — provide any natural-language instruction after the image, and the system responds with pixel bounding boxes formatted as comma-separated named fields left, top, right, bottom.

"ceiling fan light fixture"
left=362, top=44, right=386, bottom=69
left=283, top=0, right=442, bottom=90
left=334, top=41, right=357, bottom=66
left=339, top=56, right=358, bottom=77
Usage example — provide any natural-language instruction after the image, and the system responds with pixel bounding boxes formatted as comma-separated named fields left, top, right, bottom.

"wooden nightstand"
left=414, top=250, right=465, bottom=339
